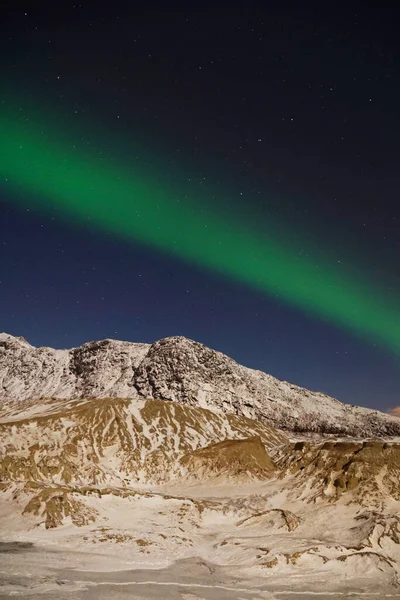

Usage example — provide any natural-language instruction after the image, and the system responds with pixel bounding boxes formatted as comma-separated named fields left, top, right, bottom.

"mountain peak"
left=0, top=333, right=399, bottom=438
left=0, top=332, right=32, bottom=347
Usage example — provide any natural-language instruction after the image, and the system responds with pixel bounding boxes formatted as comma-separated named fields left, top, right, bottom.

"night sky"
left=0, top=2, right=399, bottom=412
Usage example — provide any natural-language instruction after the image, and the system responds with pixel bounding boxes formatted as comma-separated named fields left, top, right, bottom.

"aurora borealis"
left=1, top=1, right=399, bottom=412
left=1, top=109, right=399, bottom=355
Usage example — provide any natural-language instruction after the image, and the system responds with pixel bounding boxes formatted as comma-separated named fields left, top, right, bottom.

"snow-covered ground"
left=1, top=376, right=400, bottom=597
left=0, top=546, right=394, bottom=600
left=1, top=478, right=399, bottom=599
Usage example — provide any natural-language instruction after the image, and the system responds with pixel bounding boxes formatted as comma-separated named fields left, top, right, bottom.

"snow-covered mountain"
left=0, top=332, right=398, bottom=438
left=1, top=332, right=400, bottom=594
left=0, top=332, right=149, bottom=402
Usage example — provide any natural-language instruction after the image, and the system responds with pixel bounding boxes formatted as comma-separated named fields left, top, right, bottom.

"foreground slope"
left=1, top=332, right=399, bottom=437
left=1, top=396, right=400, bottom=597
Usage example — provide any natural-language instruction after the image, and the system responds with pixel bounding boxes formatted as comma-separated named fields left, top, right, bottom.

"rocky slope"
left=0, top=395, right=286, bottom=487
left=134, top=336, right=400, bottom=437
left=276, top=439, right=400, bottom=508
left=1, top=332, right=399, bottom=438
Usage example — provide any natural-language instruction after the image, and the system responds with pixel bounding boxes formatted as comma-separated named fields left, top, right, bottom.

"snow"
left=1, top=333, right=400, bottom=597
left=1, top=478, right=398, bottom=598
left=0, top=334, right=150, bottom=407
left=1, top=333, right=400, bottom=439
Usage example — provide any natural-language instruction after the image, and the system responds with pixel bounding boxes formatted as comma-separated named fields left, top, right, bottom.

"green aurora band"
left=0, top=112, right=399, bottom=354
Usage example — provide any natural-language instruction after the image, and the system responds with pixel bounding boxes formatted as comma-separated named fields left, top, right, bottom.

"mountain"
left=1, top=332, right=399, bottom=438
left=1, top=333, right=400, bottom=595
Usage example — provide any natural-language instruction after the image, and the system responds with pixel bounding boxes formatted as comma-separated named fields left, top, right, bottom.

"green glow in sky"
left=1, top=112, right=399, bottom=354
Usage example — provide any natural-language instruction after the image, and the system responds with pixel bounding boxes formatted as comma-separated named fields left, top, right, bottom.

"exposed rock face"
left=22, top=482, right=98, bottom=529
left=180, top=437, right=276, bottom=481
left=236, top=508, right=301, bottom=531
left=277, top=439, right=400, bottom=507
left=1, top=332, right=399, bottom=438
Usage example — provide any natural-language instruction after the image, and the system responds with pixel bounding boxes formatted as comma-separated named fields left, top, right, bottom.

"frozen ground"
left=0, top=542, right=397, bottom=599
left=1, top=480, right=400, bottom=599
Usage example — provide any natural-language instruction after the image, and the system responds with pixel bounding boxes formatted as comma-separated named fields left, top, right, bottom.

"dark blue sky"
left=0, top=1, right=399, bottom=411
left=1, top=201, right=398, bottom=411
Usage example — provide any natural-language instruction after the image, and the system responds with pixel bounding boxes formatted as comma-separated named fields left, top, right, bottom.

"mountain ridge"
left=1, top=332, right=399, bottom=438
